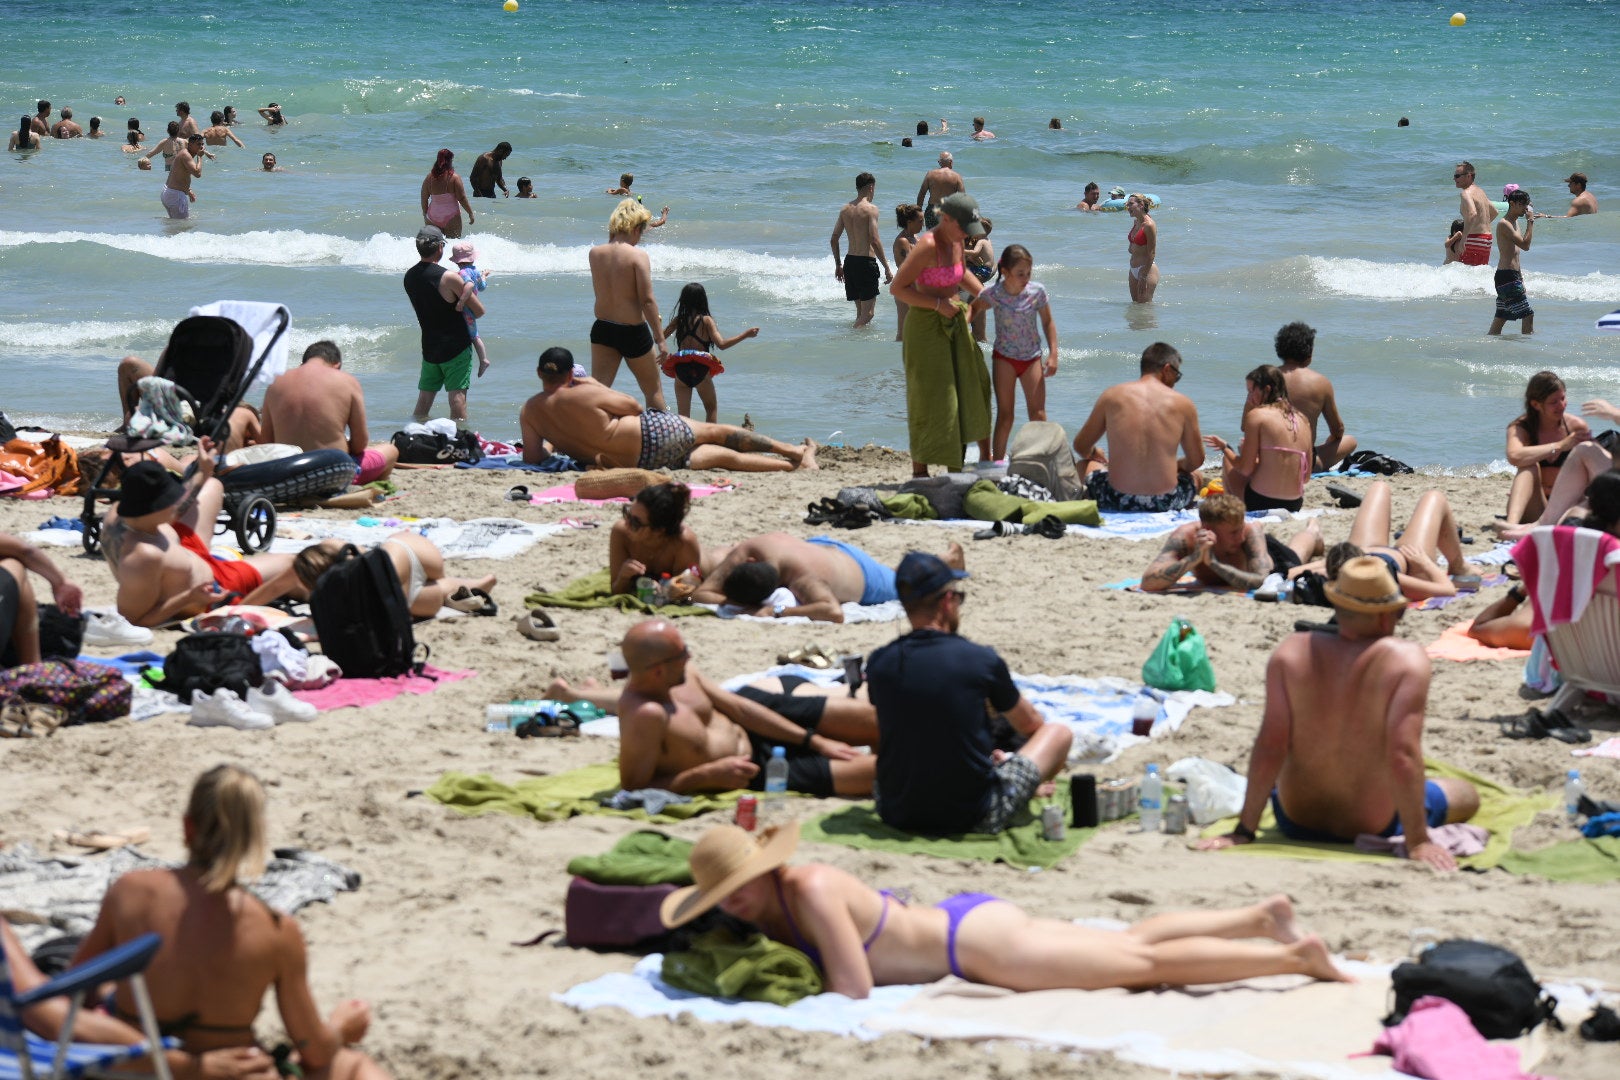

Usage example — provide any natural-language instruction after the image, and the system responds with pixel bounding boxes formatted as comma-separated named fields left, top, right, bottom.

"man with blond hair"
left=1141, top=494, right=1321, bottom=592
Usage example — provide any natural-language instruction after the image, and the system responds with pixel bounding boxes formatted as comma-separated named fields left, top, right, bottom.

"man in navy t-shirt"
left=867, top=551, right=1072, bottom=834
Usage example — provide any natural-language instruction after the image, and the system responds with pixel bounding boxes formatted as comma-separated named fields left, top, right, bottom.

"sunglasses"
left=1453, top=171, right=1468, bottom=179
left=653, top=646, right=691, bottom=665
left=1165, top=364, right=1183, bottom=384
left=621, top=504, right=649, bottom=530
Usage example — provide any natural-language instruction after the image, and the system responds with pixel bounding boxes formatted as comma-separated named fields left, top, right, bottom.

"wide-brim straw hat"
left=1324, top=555, right=1406, bottom=614
left=660, top=821, right=799, bottom=928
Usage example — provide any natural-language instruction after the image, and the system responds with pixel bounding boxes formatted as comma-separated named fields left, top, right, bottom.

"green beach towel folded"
left=878, top=492, right=937, bottom=520
left=525, top=568, right=714, bottom=616
left=566, top=830, right=695, bottom=886
left=962, top=479, right=1101, bottom=526
left=661, top=926, right=823, bottom=1005
left=800, top=776, right=1092, bottom=870
left=425, top=763, right=740, bottom=824
left=1201, top=760, right=1561, bottom=872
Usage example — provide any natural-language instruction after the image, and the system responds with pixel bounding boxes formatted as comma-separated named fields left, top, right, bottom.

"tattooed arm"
left=1141, top=525, right=1204, bottom=593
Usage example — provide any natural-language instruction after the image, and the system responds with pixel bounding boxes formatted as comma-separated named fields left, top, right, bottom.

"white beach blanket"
left=895, top=508, right=1325, bottom=542
left=559, top=954, right=1502, bottom=1078
left=704, top=586, right=905, bottom=625
left=269, top=515, right=566, bottom=559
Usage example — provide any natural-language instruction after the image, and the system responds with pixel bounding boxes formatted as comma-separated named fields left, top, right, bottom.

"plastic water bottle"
left=1565, top=769, right=1585, bottom=825
left=764, top=746, right=789, bottom=799
left=1139, top=763, right=1164, bottom=832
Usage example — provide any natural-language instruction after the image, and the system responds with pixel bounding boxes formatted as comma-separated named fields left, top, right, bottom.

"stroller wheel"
left=81, top=518, right=102, bottom=556
left=234, top=495, right=276, bottom=553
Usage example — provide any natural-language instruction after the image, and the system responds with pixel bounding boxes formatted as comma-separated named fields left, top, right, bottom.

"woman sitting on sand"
left=31, top=765, right=392, bottom=1080
left=277, top=532, right=497, bottom=618
left=1206, top=365, right=1313, bottom=513
left=1291, top=480, right=1478, bottom=602
left=662, top=823, right=1347, bottom=1000
left=1503, top=371, right=1591, bottom=527
left=608, top=481, right=735, bottom=597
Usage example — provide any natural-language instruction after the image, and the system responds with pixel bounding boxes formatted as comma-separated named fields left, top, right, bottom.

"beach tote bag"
left=0, top=659, right=132, bottom=725
left=1141, top=617, right=1216, bottom=692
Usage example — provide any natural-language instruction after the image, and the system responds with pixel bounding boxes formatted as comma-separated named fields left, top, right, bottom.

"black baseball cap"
left=895, top=551, right=969, bottom=602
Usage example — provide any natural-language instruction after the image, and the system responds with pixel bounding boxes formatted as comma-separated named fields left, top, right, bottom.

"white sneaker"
left=82, top=610, right=153, bottom=648
left=246, top=681, right=318, bottom=724
left=188, top=689, right=274, bottom=731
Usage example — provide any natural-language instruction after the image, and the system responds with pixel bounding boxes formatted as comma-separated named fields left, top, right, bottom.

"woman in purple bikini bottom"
left=662, top=823, right=1348, bottom=999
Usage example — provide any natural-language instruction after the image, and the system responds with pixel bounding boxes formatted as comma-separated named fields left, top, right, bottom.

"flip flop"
left=515, top=609, right=560, bottom=642
left=1324, top=484, right=1362, bottom=509
left=1500, top=710, right=1590, bottom=742
left=505, top=485, right=530, bottom=501
left=777, top=645, right=834, bottom=669
left=54, top=826, right=152, bottom=851
left=1450, top=574, right=1483, bottom=592
left=446, top=587, right=499, bottom=616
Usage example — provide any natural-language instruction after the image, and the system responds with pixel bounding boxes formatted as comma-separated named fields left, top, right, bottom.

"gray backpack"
left=1007, top=421, right=1084, bottom=501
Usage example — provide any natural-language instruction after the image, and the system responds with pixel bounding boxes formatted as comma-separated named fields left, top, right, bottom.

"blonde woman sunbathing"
left=663, top=823, right=1348, bottom=1000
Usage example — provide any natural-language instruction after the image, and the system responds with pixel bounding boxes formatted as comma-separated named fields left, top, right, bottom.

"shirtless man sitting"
left=1198, top=556, right=1479, bottom=871
left=102, top=442, right=298, bottom=627
left=1072, top=342, right=1205, bottom=512
left=692, top=533, right=964, bottom=624
left=1259, top=322, right=1357, bottom=471
left=915, top=151, right=965, bottom=228
left=616, top=620, right=875, bottom=796
left=519, top=347, right=817, bottom=473
left=259, top=340, right=398, bottom=485
left=1141, top=493, right=1321, bottom=593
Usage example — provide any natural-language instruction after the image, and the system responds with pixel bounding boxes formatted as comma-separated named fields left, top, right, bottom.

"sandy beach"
left=1, top=457, right=1613, bottom=1079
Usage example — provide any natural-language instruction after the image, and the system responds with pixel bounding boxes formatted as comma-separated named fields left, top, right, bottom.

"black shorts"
left=843, top=255, right=880, bottom=302
left=0, top=566, right=17, bottom=667
left=734, top=677, right=827, bottom=733
left=590, top=318, right=655, bottom=359
left=471, top=185, right=497, bottom=198
left=1244, top=486, right=1304, bottom=514
left=1265, top=533, right=1302, bottom=573
left=745, top=730, right=833, bottom=797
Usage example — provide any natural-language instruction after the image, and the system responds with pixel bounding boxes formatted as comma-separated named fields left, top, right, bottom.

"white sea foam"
left=1308, top=257, right=1620, bottom=302
left=0, top=320, right=171, bottom=350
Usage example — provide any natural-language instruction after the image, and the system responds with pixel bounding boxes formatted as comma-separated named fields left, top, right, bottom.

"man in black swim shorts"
left=831, top=172, right=892, bottom=330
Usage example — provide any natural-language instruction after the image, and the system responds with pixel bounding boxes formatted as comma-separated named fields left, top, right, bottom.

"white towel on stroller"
left=188, top=300, right=291, bottom=386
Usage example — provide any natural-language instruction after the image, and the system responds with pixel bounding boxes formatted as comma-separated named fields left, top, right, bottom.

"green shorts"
left=419, top=346, right=473, bottom=392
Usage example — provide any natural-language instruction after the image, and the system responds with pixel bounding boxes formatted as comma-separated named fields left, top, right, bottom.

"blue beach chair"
left=0, top=932, right=173, bottom=1080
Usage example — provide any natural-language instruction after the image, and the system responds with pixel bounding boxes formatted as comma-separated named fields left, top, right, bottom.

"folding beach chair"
left=0, top=931, right=173, bottom=1080
left=1511, top=524, right=1620, bottom=721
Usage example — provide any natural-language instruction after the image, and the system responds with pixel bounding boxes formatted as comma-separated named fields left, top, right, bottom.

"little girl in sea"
left=451, top=241, right=492, bottom=378
left=660, top=282, right=759, bottom=423
left=970, top=244, right=1060, bottom=463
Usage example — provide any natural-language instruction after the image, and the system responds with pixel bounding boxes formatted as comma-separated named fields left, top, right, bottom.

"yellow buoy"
left=504, top=0, right=519, bottom=10
left=1450, top=12, right=1466, bottom=26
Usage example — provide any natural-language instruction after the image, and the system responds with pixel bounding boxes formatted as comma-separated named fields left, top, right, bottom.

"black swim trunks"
left=1084, top=470, right=1198, bottom=513
left=590, top=318, right=655, bottom=359
left=843, top=255, right=880, bottom=302
left=734, top=676, right=827, bottom=733
left=1264, top=533, right=1302, bottom=574
left=745, top=730, right=833, bottom=797
left=1243, top=486, right=1304, bottom=514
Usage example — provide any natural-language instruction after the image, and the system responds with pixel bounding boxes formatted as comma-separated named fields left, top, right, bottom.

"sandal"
left=505, top=485, right=530, bottom=501
left=54, top=826, right=152, bottom=851
left=0, top=699, right=68, bottom=738
left=804, top=497, right=843, bottom=526
left=777, top=645, right=834, bottom=669
left=446, top=587, right=499, bottom=616
left=1325, top=483, right=1362, bottom=509
left=515, top=609, right=561, bottom=642
left=1500, top=709, right=1593, bottom=744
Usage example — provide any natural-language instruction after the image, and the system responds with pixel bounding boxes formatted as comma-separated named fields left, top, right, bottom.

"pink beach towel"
left=1425, top=623, right=1531, bottom=662
left=1362, top=996, right=1548, bottom=1080
left=531, top=482, right=735, bottom=506
left=1511, top=525, right=1620, bottom=636
left=291, top=665, right=473, bottom=711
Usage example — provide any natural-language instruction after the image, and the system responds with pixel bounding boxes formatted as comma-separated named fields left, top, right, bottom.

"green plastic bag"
left=1142, top=617, right=1216, bottom=692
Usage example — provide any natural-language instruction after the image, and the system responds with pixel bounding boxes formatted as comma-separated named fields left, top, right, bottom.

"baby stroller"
left=80, top=307, right=356, bottom=556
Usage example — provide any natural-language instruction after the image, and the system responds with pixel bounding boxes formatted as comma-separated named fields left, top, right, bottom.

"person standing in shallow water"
left=831, top=172, right=892, bottom=330
left=1125, top=194, right=1159, bottom=302
left=420, top=148, right=473, bottom=240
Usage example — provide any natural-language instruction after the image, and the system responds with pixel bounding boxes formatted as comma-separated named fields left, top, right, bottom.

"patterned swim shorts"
left=637, top=408, right=696, bottom=470
left=1085, top=470, right=1198, bottom=513
left=973, top=752, right=1043, bottom=834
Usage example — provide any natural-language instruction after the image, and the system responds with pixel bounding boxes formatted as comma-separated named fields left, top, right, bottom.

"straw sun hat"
left=660, top=822, right=800, bottom=928
left=1323, top=555, right=1406, bottom=614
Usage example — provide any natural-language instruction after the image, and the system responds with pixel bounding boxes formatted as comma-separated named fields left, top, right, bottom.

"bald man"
left=916, top=151, right=965, bottom=229
left=615, top=620, right=876, bottom=797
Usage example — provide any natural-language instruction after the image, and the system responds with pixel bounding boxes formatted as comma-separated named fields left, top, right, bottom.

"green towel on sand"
left=1496, top=835, right=1620, bottom=882
left=879, top=493, right=937, bottom=520
left=566, top=830, right=695, bottom=885
left=800, top=776, right=1092, bottom=870
left=1200, top=760, right=1559, bottom=871
left=524, top=568, right=714, bottom=616
left=962, top=479, right=1101, bottom=526
left=425, top=763, right=740, bottom=824
left=662, top=927, right=823, bottom=1005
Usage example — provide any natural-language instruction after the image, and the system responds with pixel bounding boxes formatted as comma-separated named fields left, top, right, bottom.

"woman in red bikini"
left=1503, top=371, right=1591, bottom=527
left=1125, top=193, right=1159, bottom=302
left=663, top=823, right=1348, bottom=1000
left=889, top=192, right=993, bottom=477
left=1206, top=365, right=1313, bottom=513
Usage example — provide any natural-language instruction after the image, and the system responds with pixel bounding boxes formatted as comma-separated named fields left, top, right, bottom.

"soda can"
left=734, top=794, right=758, bottom=832
left=1041, top=803, right=1066, bottom=841
left=1164, top=794, right=1189, bottom=834
left=1070, top=773, right=1099, bottom=828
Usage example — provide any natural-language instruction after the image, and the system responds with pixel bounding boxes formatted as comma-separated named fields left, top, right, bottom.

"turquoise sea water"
left=2, top=0, right=1617, bottom=469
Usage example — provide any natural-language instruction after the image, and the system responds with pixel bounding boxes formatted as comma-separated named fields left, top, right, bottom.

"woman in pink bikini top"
left=1206, top=364, right=1314, bottom=513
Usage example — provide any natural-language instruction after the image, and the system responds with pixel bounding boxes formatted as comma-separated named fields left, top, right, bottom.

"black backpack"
left=158, top=631, right=263, bottom=704
left=1386, top=939, right=1560, bottom=1039
left=308, top=544, right=425, bottom=678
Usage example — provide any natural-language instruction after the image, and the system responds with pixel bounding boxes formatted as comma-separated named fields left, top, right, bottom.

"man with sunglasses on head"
left=1452, top=160, right=1498, bottom=266
left=1071, top=342, right=1205, bottom=512
left=867, top=552, right=1072, bottom=835
left=615, top=619, right=876, bottom=798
